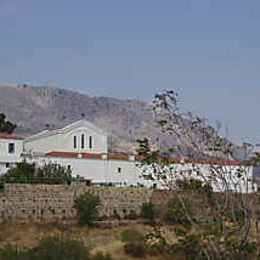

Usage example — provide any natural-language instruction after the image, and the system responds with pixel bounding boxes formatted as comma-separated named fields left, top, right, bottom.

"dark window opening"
left=118, top=167, right=122, bottom=173
left=81, top=134, right=84, bottom=149
left=89, top=136, right=93, bottom=149
left=73, top=136, right=77, bottom=149
left=8, top=143, right=15, bottom=154
left=6, top=163, right=10, bottom=168
left=67, top=165, right=71, bottom=171
left=85, top=180, right=91, bottom=186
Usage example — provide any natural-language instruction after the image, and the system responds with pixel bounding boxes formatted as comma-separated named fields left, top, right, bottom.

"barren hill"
left=0, top=83, right=169, bottom=152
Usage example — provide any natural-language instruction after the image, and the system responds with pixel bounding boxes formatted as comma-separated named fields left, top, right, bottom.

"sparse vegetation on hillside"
left=0, top=235, right=115, bottom=260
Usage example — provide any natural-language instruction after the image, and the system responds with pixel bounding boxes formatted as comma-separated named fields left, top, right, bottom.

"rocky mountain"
left=0, top=83, right=170, bottom=153
left=0, top=83, right=247, bottom=159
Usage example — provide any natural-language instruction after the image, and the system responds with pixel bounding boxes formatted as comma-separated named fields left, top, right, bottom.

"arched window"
left=89, top=136, right=93, bottom=149
left=73, top=136, right=77, bottom=149
left=81, top=134, right=85, bottom=149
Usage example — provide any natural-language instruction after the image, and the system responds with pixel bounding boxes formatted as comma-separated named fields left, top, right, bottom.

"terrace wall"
left=0, top=184, right=154, bottom=222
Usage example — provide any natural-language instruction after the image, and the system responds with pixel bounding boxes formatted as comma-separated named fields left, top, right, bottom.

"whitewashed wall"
left=24, top=120, right=108, bottom=154
left=30, top=155, right=139, bottom=186
left=0, top=139, right=23, bottom=175
left=138, top=162, right=256, bottom=193
left=24, top=133, right=60, bottom=154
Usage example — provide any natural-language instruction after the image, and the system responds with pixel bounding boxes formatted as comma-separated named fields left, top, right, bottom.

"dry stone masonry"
left=0, top=184, right=154, bottom=222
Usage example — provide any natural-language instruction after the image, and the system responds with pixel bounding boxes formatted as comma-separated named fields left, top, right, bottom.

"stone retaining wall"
left=0, top=184, right=154, bottom=222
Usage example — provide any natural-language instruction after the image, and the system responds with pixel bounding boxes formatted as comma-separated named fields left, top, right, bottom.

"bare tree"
left=137, top=90, right=259, bottom=259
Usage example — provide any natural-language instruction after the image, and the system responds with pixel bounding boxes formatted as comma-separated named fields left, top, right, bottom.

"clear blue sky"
left=0, top=0, right=260, bottom=144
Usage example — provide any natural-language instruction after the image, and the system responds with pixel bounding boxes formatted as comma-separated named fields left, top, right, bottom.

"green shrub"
left=145, top=228, right=168, bottom=256
left=37, top=163, right=72, bottom=184
left=175, top=178, right=204, bottom=190
left=74, top=192, right=101, bottom=225
left=140, top=203, right=155, bottom=222
left=121, top=229, right=143, bottom=243
left=165, top=196, right=193, bottom=225
left=0, top=236, right=90, bottom=260
left=0, top=161, right=72, bottom=185
left=124, top=242, right=146, bottom=258
left=29, top=235, right=90, bottom=260
left=0, top=161, right=36, bottom=184
left=170, top=234, right=209, bottom=260
left=222, top=239, right=258, bottom=259
left=0, top=244, right=22, bottom=260
left=91, top=251, right=113, bottom=260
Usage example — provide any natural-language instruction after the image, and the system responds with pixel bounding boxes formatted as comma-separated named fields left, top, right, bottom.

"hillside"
left=0, top=83, right=171, bottom=153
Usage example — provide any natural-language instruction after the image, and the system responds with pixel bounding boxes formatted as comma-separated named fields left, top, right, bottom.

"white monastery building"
left=24, top=120, right=139, bottom=186
left=0, top=119, right=258, bottom=192
left=0, top=133, right=23, bottom=175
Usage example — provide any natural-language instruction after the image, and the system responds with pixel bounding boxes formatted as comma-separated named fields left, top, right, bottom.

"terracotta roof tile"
left=45, top=151, right=102, bottom=160
left=45, top=151, right=241, bottom=166
left=0, top=133, right=23, bottom=140
left=107, top=153, right=129, bottom=160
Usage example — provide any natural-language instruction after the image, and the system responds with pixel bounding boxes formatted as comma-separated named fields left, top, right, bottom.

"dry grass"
left=0, top=221, right=160, bottom=259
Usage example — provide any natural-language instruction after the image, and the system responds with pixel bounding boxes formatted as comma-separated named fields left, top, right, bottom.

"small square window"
left=8, top=143, right=15, bottom=154
left=6, top=163, right=10, bottom=168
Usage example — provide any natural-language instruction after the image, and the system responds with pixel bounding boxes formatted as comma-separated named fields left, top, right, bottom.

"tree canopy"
left=0, top=113, right=16, bottom=134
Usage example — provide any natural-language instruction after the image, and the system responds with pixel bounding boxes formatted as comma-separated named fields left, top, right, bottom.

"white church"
left=0, top=119, right=258, bottom=192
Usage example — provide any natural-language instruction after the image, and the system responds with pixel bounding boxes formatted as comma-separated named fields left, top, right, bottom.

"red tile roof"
left=45, top=151, right=78, bottom=158
left=0, top=133, right=23, bottom=140
left=135, top=155, right=241, bottom=166
left=81, top=153, right=102, bottom=160
left=45, top=151, right=102, bottom=160
left=45, top=151, right=241, bottom=166
left=107, top=153, right=129, bottom=160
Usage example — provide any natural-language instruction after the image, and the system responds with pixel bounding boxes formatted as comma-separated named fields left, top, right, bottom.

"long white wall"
left=28, top=154, right=257, bottom=193
left=30, top=155, right=139, bottom=186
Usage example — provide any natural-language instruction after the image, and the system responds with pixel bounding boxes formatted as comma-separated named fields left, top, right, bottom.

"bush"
left=170, top=234, right=209, bottom=260
left=121, top=229, right=143, bottom=243
left=165, top=196, right=193, bottom=225
left=124, top=242, right=146, bottom=258
left=0, top=161, right=36, bottom=184
left=37, top=163, right=72, bottom=184
left=145, top=228, right=168, bottom=256
left=0, top=236, right=90, bottom=260
left=175, top=178, right=204, bottom=190
left=74, top=192, right=101, bottom=225
left=140, top=203, right=155, bottom=222
left=0, top=244, right=22, bottom=259
left=0, top=161, right=72, bottom=185
left=28, top=235, right=90, bottom=260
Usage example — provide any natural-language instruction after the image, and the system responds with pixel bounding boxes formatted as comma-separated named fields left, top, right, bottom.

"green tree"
left=0, top=161, right=36, bottom=183
left=0, top=161, right=72, bottom=185
left=74, top=192, right=101, bottom=225
left=140, top=203, right=156, bottom=222
left=37, top=163, right=72, bottom=184
left=29, top=235, right=90, bottom=260
left=0, top=113, right=16, bottom=134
